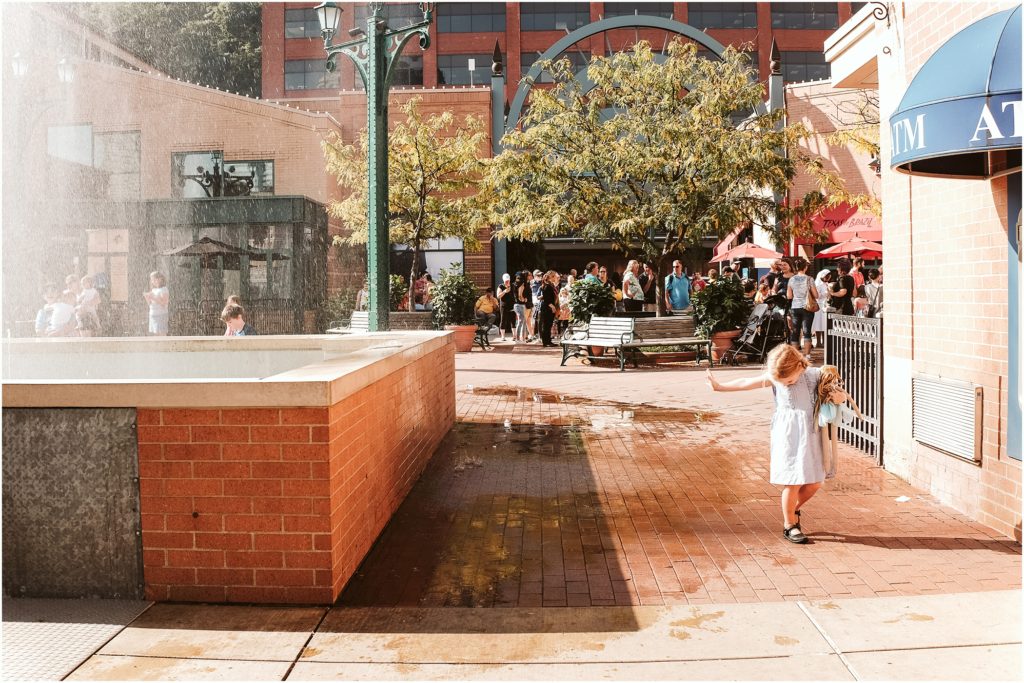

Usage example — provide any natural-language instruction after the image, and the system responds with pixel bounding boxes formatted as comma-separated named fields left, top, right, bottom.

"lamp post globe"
left=314, top=2, right=342, bottom=42
left=11, top=52, right=28, bottom=79
left=56, top=57, right=74, bottom=85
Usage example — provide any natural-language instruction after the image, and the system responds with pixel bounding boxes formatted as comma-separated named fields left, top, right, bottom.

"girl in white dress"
left=706, top=344, right=823, bottom=544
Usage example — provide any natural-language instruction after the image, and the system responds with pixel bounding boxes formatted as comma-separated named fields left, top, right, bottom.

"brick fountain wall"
left=136, top=342, right=455, bottom=604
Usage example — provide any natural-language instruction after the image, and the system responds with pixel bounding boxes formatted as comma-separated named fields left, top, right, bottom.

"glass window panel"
left=604, top=2, right=674, bottom=18
left=521, top=2, right=589, bottom=31
left=424, top=251, right=464, bottom=278
left=47, top=124, right=93, bottom=166
left=689, top=3, right=759, bottom=30
left=437, top=3, right=505, bottom=33
left=285, top=8, right=321, bottom=38
left=224, top=160, right=274, bottom=195
left=283, top=59, right=339, bottom=90
left=437, top=53, right=497, bottom=85
left=780, top=51, right=830, bottom=82
left=770, top=2, right=839, bottom=30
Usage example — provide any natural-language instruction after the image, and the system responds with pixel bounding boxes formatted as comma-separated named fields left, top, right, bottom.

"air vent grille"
left=912, top=374, right=982, bottom=463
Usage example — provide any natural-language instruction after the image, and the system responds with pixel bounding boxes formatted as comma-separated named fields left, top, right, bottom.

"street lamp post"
left=315, top=1, right=434, bottom=332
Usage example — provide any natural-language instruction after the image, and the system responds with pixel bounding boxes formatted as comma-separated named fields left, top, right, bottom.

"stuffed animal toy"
left=814, top=365, right=863, bottom=479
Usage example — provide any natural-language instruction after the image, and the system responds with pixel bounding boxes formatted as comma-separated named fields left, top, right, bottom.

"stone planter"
left=710, top=329, right=742, bottom=361
left=446, top=324, right=477, bottom=352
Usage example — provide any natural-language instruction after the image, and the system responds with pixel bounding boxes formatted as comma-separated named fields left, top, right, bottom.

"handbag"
left=804, top=279, right=819, bottom=313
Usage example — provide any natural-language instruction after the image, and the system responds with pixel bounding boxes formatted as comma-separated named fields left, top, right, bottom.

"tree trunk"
left=408, top=247, right=418, bottom=313
left=655, top=251, right=676, bottom=317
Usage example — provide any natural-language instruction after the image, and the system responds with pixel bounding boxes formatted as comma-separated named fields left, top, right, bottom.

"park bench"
left=326, top=310, right=370, bottom=334
left=624, top=315, right=713, bottom=368
left=560, top=315, right=713, bottom=371
left=559, top=316, right=636, bottom=371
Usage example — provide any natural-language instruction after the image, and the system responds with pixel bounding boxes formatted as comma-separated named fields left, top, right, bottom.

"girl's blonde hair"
left=765, top=343, right=809, bottom=381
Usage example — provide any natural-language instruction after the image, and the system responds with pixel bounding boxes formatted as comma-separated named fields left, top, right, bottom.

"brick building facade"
left=826, top=1, right=1021, bottom=539
left=263, top=2, right=866, bottom=285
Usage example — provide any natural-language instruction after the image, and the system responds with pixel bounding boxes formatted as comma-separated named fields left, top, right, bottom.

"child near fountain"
left=143, top=271, right=169, bottom=336
left=705, top=344, right=823, bottom=544
left=76, top=275, right=102, bottom=337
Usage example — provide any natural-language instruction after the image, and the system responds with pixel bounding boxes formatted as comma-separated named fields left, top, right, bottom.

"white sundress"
left=769, top=366, right=825, bottom=485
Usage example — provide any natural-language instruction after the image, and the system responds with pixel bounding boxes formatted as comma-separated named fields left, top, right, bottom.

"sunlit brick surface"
left=338, top=385, right=1020, bottom=607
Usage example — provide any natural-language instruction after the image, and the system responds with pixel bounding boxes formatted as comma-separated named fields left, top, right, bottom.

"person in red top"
left=849, top=257, right=866, bottom=290
left=691, top=270, right=708, bottom=293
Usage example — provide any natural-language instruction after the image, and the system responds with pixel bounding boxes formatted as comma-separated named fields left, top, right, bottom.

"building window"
left=436, top=3, right=505, bottom=33
left=687, top=3, right=758, bottom=29
left=353, top=3, right=423, bottom=29
left=284, top=59, right=340, bottom=90
left=780, top=50, right=831, bottom=82
left=394, top=238, right=465, bottom=280
left=771, top=2, right=839, bottom=30
left=851, top=2, right=868, bottom=14
left=437, top=53, right=498, bottom=86
left=226, top=160, right=275, bottom=195
left=521, top=3, right=590, bottom=31
left=352, top=55, right=424, bottom=89
left=604, top=2, right=674, bottom=19
left=47, top=124, right=93, bottom=166
left=521, top=51, right=589, bottom=83
left=172, top=152, right=275, bottom=198
left=285, top=8, right=321, bottom=38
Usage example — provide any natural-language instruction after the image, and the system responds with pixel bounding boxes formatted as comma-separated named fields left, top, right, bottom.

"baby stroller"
left=722, top=294, right=789, bottom=365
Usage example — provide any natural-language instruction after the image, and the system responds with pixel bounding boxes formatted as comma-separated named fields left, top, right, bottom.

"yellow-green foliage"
left=486, top=40, right=841, bottom=260
left=323, top=98, right=491, bottom=308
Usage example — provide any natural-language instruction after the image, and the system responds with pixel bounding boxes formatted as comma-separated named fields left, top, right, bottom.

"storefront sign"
left=890, top=93, right=1022, bottom=165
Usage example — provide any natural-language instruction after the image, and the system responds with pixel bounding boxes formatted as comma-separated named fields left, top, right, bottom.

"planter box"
left=389, top=311, right=435, bottom=330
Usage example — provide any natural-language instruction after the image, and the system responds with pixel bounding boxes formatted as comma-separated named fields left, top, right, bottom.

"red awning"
left=713, top=226, right=745, bottom=258
left=797, top=203, right=882, bottom=244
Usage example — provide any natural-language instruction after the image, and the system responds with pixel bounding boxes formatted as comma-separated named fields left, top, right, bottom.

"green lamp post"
left=315, top=1, right=434, bottom=332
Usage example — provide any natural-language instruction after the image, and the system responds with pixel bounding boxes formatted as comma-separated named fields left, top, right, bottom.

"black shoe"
left=783, top=523, right=808, bottom=544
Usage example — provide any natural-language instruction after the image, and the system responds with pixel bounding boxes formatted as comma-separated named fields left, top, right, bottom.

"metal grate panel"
left=912, top=374, right=982, bottom=463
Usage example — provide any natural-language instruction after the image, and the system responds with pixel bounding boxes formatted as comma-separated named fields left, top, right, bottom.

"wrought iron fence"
left=825, top=314, right=883, bottom=463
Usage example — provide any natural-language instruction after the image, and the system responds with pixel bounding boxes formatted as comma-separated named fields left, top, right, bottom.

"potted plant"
left=568, top=278, right=616, bottom=356
left=430, top=264, right=479, bottom=352
left=389, top=274, right=409, bottom=312
left=691, top=278, right=751, bottom=360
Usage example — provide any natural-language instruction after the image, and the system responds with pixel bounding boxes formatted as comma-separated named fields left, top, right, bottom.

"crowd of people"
left=475, top=254, right=882, bottom=351
left=34, top=273, right=110, bottom=338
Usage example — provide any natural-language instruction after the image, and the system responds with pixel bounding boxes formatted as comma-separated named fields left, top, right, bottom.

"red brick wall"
left=326, top=341, right=456, bottom=596
left=138, top=338, right=455, bottom=603
left=878, top=1, right=1020, bottom=539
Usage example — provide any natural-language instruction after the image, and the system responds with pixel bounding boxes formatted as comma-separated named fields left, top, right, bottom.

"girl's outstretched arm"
left=706, top=369, right=772, bottom=392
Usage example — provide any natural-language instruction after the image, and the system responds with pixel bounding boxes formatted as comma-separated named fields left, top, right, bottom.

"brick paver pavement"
left=338, top=354, right=1020, bottom=608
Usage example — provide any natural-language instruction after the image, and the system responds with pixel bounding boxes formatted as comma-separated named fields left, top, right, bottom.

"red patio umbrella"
left=711, top=241, right=783, bottom=263
left=817, top=234, right=884, bottom=259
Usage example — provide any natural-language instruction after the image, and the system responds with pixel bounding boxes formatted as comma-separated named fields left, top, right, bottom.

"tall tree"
left=487, top=41, right=837, bottom=314
left=72, top=2, right=262, bottom=98
left=324, top=98, right=489, bottom=312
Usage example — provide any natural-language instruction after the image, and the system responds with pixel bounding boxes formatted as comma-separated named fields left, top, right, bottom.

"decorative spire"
left=769, top=38, right=781, bottom=75
left=491, top=40, right=503, bottom=77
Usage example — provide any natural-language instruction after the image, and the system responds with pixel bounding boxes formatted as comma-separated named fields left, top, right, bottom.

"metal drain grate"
left=912, top=374, right=983, bottom=463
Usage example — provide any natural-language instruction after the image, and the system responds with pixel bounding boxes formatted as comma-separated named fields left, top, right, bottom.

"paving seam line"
left=292, top=654, right=835, bottom=665
left=837, top=641, right=1023, bottom=654
left=795, top=600, right=860, bottom=681
left=283, top=606, right=332, bottom=680
left=60, top=601, right=154, bottom=682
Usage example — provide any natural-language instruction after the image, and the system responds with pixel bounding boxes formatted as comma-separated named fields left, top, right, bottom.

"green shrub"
left=568, top=278, right=615, bottom=323
left=389, top=274, right=408, bottom=312
left=691, top=278, right=751, bottom=338
left=430, top=264, right=478, bottom=326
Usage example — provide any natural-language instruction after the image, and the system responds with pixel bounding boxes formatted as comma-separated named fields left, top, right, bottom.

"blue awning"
left=889, top=6, right=1021, bottom=179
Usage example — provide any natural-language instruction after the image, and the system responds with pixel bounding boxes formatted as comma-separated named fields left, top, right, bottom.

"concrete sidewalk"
left=4, top=590, right=1016, bottom=680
